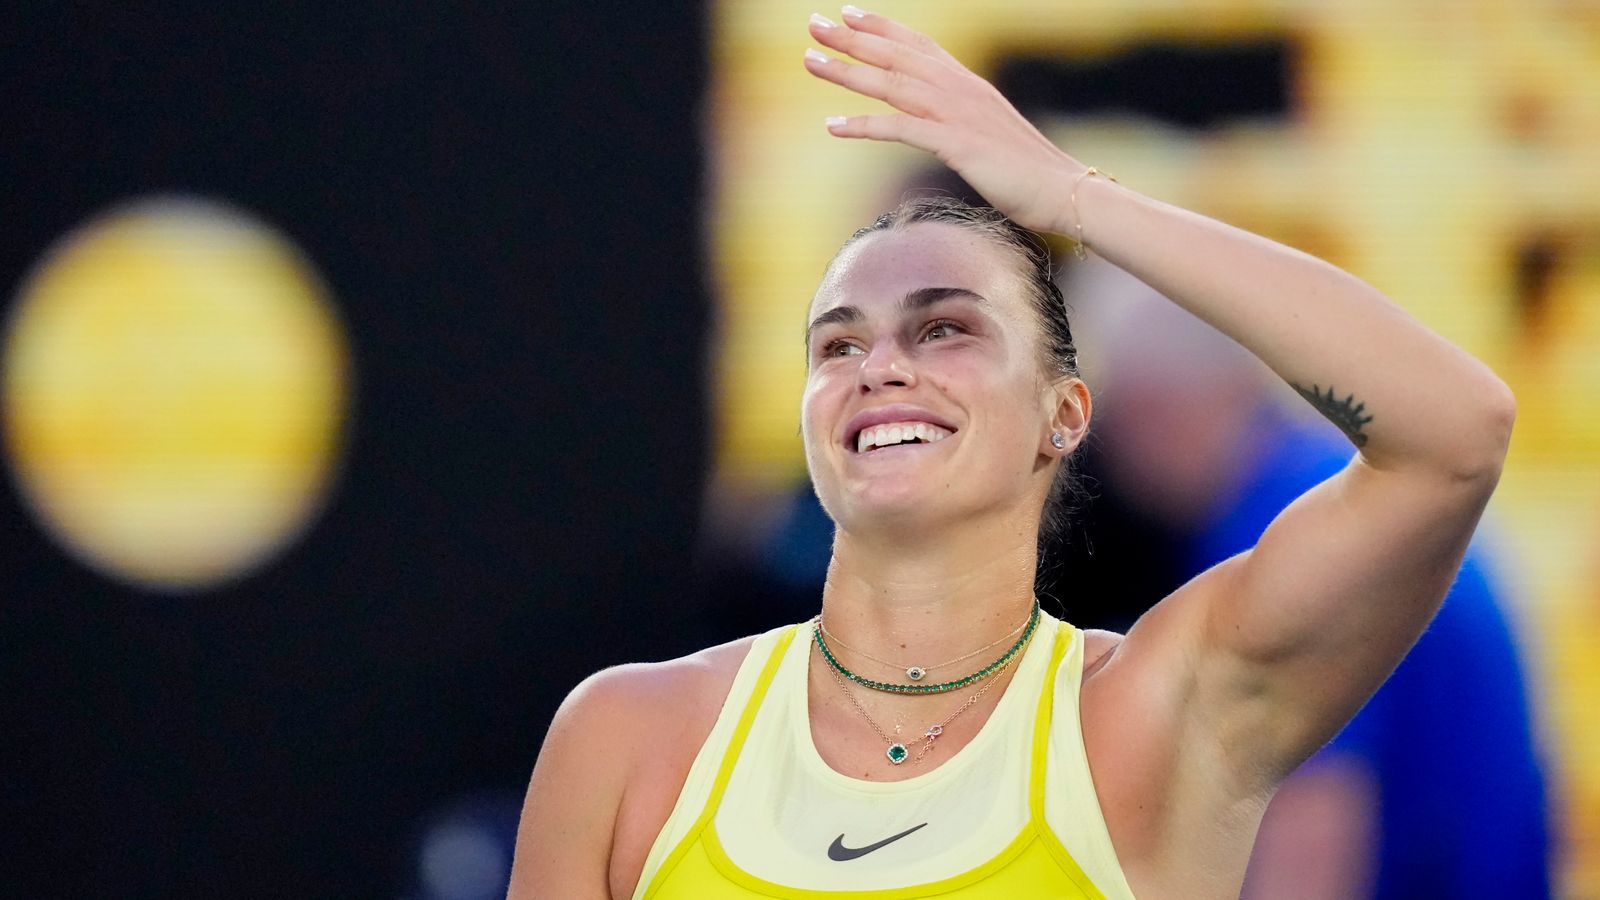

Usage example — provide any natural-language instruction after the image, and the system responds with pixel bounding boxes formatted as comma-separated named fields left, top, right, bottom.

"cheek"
left=942, top=370, right=1047, bottom=454
left=799, top=372, right=827, bottom=423
left=799, top=372, right=844, bottom=450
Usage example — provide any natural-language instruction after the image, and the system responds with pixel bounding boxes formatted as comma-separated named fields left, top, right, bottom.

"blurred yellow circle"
left=2, top=197, right=350, bottom=592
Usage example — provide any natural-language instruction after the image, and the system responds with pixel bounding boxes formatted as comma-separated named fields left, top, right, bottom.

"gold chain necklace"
left=812, top=602, right=1039, bottom=694
left=821, top=643, right=1019, bottom=765
left=817, top=605, right=1033, bottom=682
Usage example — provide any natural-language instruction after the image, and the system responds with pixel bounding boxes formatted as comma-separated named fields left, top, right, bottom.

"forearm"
left=1063, top=171, right=1515, bottom=478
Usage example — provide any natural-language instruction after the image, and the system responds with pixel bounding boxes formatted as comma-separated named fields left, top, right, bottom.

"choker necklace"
left=823, top=644, right=1017, bottom=765
left=819, top=610, right=1032, bottom=682
left=812, top=600, right=1040, bottom=695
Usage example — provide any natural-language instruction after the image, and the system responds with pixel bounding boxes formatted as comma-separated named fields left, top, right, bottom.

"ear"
left=1043, top=376, right=1092, bottom=456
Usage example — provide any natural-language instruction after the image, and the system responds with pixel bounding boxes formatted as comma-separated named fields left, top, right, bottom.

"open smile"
left=840, top=403, right=962, bottom=456
left=853, top=420, right=955, bottom=453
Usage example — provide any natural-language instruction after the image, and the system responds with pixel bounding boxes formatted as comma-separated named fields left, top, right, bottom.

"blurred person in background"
left=1079, top=270, right=1551, bottom=899
left=509, top=10, right=1518, bottom=898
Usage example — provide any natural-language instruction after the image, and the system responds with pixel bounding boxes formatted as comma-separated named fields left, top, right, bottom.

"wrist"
left=1061, top=165, right=1119, bottom=259
left=1042, top=161, right=1092, bottom=237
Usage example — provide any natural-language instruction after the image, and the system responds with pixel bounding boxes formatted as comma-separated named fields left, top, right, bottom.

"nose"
left=856, top=340, right=916, bottom=394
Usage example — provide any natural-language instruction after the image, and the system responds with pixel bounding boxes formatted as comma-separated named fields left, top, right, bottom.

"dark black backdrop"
left=0, top=6, right=1197, bottom=896
left=1, top=3, right=710, bottom=897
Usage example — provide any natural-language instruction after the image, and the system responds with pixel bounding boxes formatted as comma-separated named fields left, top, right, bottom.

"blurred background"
left=2, top=1, right=1594, bottom=898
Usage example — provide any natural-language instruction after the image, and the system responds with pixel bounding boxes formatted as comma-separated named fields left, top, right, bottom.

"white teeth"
left=854, top=420, right=954, bottom=452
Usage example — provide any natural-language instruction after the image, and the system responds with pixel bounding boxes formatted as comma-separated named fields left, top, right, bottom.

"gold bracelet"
left=1070, top=166, right=1117, bottom=260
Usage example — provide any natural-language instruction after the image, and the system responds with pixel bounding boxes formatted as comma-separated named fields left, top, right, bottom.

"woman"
left=508, top=8, right=1515, bottom=899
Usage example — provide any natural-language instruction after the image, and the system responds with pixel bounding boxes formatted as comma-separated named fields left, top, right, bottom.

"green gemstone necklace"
left=818, top=607, right=1033, bottom=682
left=823, top=643, right=1018, bottom=765
left=812, top=600, right=1040, bottom=695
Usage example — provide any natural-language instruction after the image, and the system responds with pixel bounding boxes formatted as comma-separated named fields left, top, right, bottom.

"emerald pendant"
left=886, top=743, right=909, bottom=764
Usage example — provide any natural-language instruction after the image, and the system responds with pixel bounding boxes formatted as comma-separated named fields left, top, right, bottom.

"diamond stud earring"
left=1051, top=432, right=1066, bottom=449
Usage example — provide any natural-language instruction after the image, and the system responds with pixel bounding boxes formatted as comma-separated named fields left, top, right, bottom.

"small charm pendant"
left=886, top=743, right=909, bottom=764
left=924, top=724, right=944, bottom=739
left=906, top=666, right=926, bottom=681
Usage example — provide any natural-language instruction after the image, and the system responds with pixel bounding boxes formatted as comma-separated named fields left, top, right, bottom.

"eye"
left=820, top=338, right=864, bottom=358
left=922, top=319, right=964, bottom=341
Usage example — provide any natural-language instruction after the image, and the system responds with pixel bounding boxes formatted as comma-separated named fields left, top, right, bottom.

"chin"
left=833, top=477, right=956, bottom=534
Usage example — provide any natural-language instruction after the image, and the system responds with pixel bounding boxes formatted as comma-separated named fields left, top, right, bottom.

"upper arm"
left=1116, top=438, right=1510, bottom=791
left=1208, top=452, right=1503, bottom=766
left=505, top=637, right=759, bottom=900
left=506, top=666, right=650, bottom=900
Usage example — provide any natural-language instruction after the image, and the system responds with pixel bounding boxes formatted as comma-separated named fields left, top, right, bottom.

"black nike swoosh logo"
left=826, top=822, right=929, bottom=861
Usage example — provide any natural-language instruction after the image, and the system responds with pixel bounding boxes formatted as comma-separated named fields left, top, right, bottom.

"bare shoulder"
left=551, top=630, right=764, bottom=796
left=606, top=632, right=765, bottom=898
left=507, top=630, right=767, bottom=900
left=579, top=632, right=760, bottom=719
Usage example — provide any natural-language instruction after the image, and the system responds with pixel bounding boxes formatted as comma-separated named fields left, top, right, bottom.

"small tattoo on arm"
left=1291, top=382, right=1374, bottom=447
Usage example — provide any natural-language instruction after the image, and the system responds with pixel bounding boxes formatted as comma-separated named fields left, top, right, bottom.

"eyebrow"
left=805, top=286, right=990, bottom=343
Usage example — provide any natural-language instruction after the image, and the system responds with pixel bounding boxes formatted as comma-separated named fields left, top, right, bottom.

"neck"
left=819, top=513, right=1042, bottom=665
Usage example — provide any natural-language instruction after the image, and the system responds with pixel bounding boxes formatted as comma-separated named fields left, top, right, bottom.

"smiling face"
left=802, top=221, right=1074, bottom=539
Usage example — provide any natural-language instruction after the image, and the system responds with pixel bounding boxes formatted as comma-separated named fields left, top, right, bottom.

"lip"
left=842, top=403, right=960, bottom=453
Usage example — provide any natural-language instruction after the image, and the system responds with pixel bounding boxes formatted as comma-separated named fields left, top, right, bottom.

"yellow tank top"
left=631, top=611, right=1137, bottom=899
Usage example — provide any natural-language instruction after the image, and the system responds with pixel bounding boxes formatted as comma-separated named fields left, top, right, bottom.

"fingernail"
left=842, top=4, right=867, bottom=19
left=810, top=12, right=836, bottom=29
left=825, top=116, right=847, bottom=128
left=805, top=48, right=830, bottom=64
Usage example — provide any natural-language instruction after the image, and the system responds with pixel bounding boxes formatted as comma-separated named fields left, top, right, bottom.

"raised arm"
left=1058, top=149, right=1512, bottom=776
left=802, top=5, right=1514, bottom=788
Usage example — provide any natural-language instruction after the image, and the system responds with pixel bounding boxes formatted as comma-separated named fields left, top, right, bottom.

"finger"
left=808, top=12, right=954, bottom=89
left=823, top=114, right=942, bottom=155
left=804, top=48, right=937, bottom=118
left=838, top=5, right=963, bottom=70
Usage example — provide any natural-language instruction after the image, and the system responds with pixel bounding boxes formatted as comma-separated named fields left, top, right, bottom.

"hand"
left=803, top=7, right=1087, bottom=235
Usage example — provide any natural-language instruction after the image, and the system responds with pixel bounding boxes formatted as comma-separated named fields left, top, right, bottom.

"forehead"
left=810, top=222, right=1025, bottom=320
